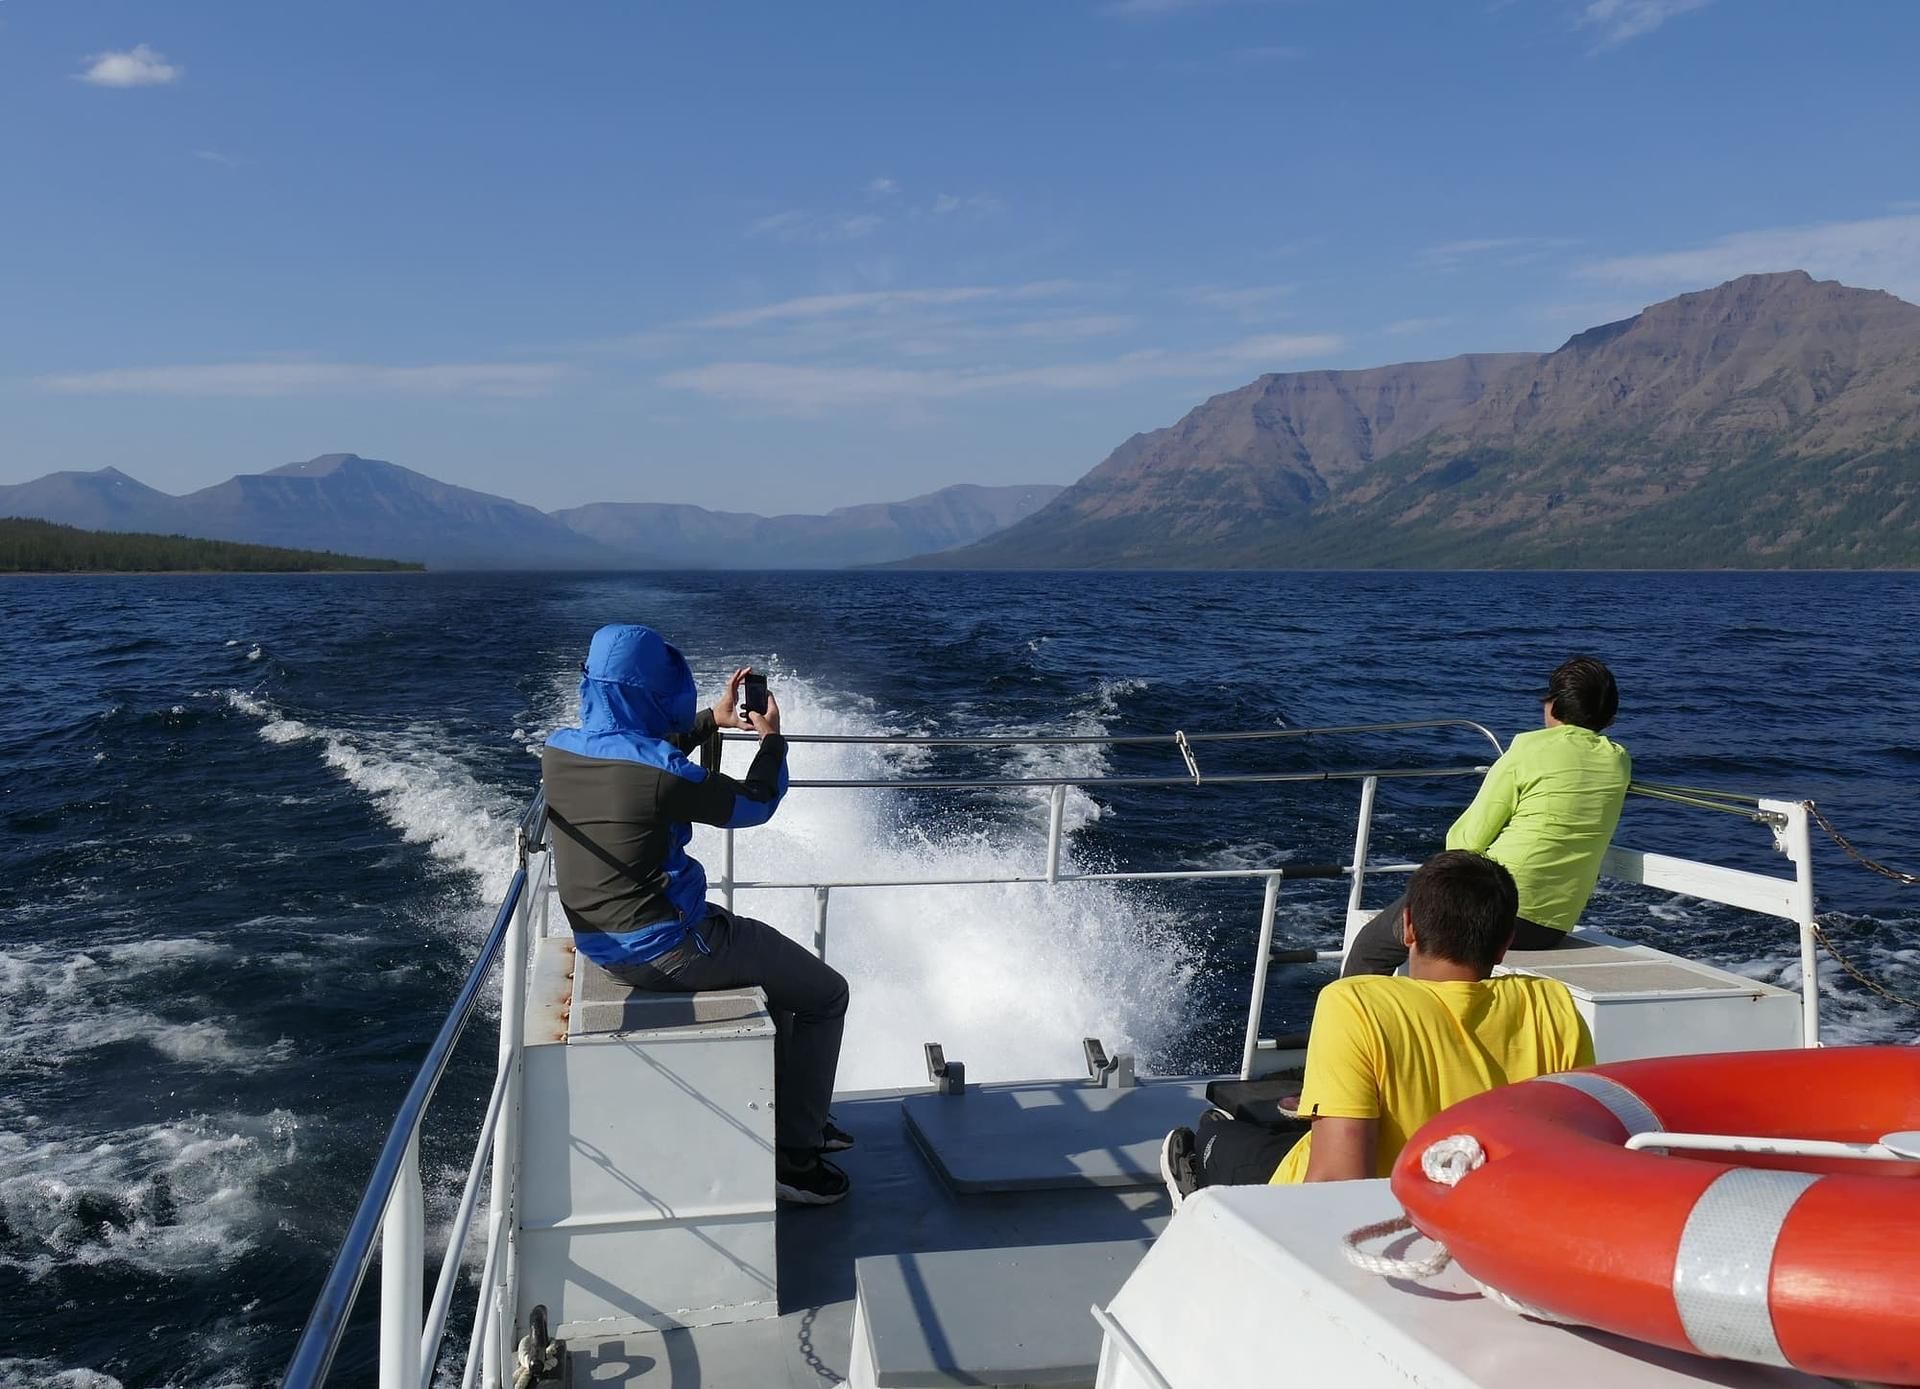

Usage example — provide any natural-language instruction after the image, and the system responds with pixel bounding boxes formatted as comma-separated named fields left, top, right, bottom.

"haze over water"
left=2, top=569, right=1916, bottom=1387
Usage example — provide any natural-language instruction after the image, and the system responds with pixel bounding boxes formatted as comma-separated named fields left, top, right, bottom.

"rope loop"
left=1340, top=1215, right=1454, bottom=1280
left=1421, top=1133, right=1486, bottom=1186
left=1341, top=1134, right=1579, bottom=1325
left=1340, top=1135, right=1484, bottom=1280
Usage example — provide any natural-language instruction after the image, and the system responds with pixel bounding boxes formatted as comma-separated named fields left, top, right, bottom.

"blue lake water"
left=2, top=569, right=1916, bottom=1387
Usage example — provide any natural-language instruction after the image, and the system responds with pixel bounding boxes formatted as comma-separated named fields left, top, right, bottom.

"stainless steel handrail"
left=740, top=716, right=1506, bottom=753
left=282, top=861, right=529, bottom=1389
left=782, top=765, right=1488, bottom=790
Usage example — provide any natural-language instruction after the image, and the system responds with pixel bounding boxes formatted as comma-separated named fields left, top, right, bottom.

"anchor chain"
left=1803, top=802, right=1920, bottom=1011
left=1809, top=802, right=1920, bottom=887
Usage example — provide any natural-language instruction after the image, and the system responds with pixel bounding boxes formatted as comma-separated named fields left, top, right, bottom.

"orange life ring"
left=1391, top=1047, right=1920, bottom=1386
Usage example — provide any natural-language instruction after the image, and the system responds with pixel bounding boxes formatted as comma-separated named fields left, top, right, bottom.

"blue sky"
left=3, top=1, right=1918, bottom=512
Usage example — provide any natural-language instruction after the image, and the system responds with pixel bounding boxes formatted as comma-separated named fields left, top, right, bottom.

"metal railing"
left=284, top=794, right=545, bottom=1389
left=281, top=717, right=1823, bottom=1389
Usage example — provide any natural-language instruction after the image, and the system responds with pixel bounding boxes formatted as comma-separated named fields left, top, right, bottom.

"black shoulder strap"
left=545, top=804, right=673, bottom=898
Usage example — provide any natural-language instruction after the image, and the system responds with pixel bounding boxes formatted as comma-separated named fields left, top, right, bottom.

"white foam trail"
left=534, top=659, right=1196, bottom=1086
left=0, top=1362, right=124, bottom=1389
left=0, top=939, right=296, bottom=1074
left=0, top=1109, right=304, bottom=1282
left=224, top=691, right=519, bottom=922
left=1722, top=930, right=1919, bottom=1045
left=680, top=669, right=1194, bottom=1088
left=996, top=676, right=1146, bottom=836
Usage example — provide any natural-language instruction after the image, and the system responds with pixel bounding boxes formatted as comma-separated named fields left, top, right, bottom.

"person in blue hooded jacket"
left=542, top=624, right=852, bottom=1205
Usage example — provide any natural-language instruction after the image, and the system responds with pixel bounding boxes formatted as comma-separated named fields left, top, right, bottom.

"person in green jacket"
left=1341, top=656, right=1631, bottom=977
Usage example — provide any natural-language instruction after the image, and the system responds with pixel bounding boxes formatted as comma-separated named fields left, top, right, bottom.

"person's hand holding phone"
left=745, top=690, right=780, bottom=740
left=713, top=667, right=752, bottom=730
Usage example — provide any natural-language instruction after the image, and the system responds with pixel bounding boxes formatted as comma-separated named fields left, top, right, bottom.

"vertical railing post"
left=1769, top=799, right=1820, bottom=1048
left=723, top=828, right=736, bottom=914
left=1045, top=785, right=1066, bottom=883
left=1239, top=874, right=1283, bottom=1080
left=1346, top=775, right=1378, bottom=921
left=813, top=885, right=831, bottom=961
left=379, top=1132, right=424, bottom=1389
left=481, top=846, right=532, bottom=1388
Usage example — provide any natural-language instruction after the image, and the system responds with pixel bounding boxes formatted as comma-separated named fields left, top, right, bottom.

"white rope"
left=1420, top=1133, right=1486, bottom=1185
left=1339, top=1134, right=1486, bottom=1278
left=1341, top=1214, right=1455, bottom=1279
left=1338, top=1133, right=1578, bottom=1325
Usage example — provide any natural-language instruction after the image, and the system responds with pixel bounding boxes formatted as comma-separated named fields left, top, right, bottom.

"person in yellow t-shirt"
left=1160, top=851, right=1592, bottom=1202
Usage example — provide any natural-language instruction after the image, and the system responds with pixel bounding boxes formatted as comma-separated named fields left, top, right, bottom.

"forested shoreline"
left=0, top=518, right=421, bottom=573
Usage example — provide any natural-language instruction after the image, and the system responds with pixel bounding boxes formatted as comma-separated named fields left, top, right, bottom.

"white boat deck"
left=560, top=1080, right=1181, bottom=1387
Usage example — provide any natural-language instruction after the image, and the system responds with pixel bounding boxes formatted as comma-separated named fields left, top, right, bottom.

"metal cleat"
left=1083, top=1037, right=1136, bottom=1089
left=924, top=1041, right=966, bottom=1095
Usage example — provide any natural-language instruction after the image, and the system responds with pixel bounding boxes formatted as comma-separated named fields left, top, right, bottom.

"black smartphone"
left=739, top=670, right=770, bottom=717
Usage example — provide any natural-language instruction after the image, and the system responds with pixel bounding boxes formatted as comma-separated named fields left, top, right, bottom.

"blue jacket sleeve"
left=660, top=735, right=788, bottom=830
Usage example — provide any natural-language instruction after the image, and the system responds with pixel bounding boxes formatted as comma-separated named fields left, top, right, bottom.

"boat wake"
left=536, top=657, right=1200, bottom=1089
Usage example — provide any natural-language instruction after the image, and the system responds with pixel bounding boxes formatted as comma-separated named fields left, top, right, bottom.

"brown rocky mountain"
left=926, top=272, right=1920, bottom=569
left=949, top=353, right=1531, bottom=565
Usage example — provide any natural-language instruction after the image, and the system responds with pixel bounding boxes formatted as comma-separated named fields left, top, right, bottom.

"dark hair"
left=1404, top=850, right=1519, bottom=972
left=1544, top=655, right=1619, bottom=732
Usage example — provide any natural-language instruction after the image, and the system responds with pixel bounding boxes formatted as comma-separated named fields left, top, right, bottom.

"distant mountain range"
left=920, top=271, right=1920, bottom=569
left=13, top=272, right=1917, bottom=572
left=555, top=484, right=1060, bottom=569
left=0, top=456, right=1061, bottom=570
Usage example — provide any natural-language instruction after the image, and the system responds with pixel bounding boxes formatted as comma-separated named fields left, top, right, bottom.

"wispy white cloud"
left=1576, top=213, right=1920, bottom=302
left=194, top=149, right=243, bottom=168
left=747, top=210, right=884, bottom=244
left=1421, top=235, right=1579, bottom=265
left=659, top=333, right=1343, bottom=412
left=1579, top=0, right=1711, bottom=48
left=1236, top=45, right=1303, bottom=62
left=692, top=282, right=1077, bottom=330
left=1384, top=316, right=1452, bottom=336
left=996, top=314, right=1137, bottom=341
left=929, top=192, right=1003, bottom=218
left=36, top=361, right=568, bottom=398
left=79, top=44, right=182, bottom=88
left=1107, top=0, right=1219, bottom=13
left=1184, top=284, right=1293, bottom=314
left=866, top=177, right=899, bottom=198
left=888, top=314, right=1138, bottom=358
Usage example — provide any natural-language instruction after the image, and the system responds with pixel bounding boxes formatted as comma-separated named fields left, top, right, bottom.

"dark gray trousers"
left=609, top=907, right=848, bottom=1154
left=1195, top=1110, right=1309, bottom=1187
left=1339, top=893, right=1567, bottom=977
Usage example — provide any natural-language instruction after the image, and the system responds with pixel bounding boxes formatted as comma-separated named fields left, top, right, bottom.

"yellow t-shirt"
left=1271, top=973, right=1593, bottom=1184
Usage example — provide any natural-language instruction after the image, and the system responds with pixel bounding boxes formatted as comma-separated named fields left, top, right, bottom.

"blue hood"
left=546, top=624, right=703, bottom=764
left=580, top=624, right=697, bottom=737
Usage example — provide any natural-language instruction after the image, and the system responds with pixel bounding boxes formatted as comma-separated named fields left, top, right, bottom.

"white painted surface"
left=1499, top=938, right=1802, bottom=1062
left=1094, top=1182, right=1829, bottom=1389
left=516, top=938, right=778, bottom=1341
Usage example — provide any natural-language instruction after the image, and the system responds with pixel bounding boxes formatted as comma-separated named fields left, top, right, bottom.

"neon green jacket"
left=1445, top=724, right=1632, bottom=933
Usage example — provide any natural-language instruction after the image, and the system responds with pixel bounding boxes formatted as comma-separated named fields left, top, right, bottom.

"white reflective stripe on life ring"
left=1536, top=1071, right=1665, bottom=1137
left=1672, top=1168, right=1821, bottom=1368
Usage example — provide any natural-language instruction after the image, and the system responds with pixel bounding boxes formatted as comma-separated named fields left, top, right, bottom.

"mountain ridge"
left=918, top=271, right=1920, bottom=570
left=0, top=456, right=1061, bottom=570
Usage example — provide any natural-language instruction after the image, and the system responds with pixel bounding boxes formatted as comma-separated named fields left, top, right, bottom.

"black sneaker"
left=776, top=1150, right=850, bottom=1206
left=1159, top=1127, right=1200, bottom=1211
left=821, top=1118, right=856, bottom=1153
